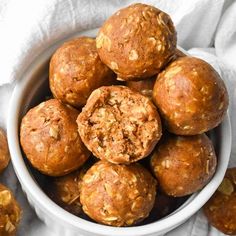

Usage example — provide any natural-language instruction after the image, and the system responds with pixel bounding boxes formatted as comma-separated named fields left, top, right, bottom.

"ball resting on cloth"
left=0, top=183, right=22, bottom=236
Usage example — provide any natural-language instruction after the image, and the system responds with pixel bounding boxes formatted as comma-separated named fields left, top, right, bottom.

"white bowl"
left=7, top=28, right=232, bottom=236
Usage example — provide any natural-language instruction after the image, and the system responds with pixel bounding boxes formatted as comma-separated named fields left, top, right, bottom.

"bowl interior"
left=7, top=28, right=232, bottom=236
left=17, top=43, right=223, bottom=224
left=19, top=72, right=192, bottom=223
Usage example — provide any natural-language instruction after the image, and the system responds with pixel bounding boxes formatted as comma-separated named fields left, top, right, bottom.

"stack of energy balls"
left=20, top=3, right=230, bottom=230
left=0, top=129, right=22, bottom=236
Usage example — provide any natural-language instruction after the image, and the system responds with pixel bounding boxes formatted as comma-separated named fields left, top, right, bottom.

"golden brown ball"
left=0, top=129, right=10, bottom=173
left=204, top=168, right=236, bottom=235
left=0, top=184, right=22, bottom=236
left=77, top=86, right=162, bottom=164
left=151, top=134, right=217, bottom=197
left=80, top=161, right=156, bottom=226
left=49, top=37, right=116, bottom=107
left=96, top=3, right=177, bottom=80
left=46, top=167, right=88, bottom=216
left=153, top=56, right=229, bottom=135
left=20, top=99, right=90, bottom=176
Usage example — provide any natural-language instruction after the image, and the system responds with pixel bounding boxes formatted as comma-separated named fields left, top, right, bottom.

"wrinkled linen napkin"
left=0, top=0, right=236, bottom=235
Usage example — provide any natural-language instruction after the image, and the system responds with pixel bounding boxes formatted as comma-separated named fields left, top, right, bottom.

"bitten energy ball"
left=96, top=3, right=177, bottom=80
left=126, top=77, right=156, bottom=99
left=204, top=168, right=236, bottom=235
left=20, top=99, right=90, bottom=176
left=153, top=56, right=229, bottom=135
left=0, top=184, right=22, bottom=236
left=49, top=37, right=116, bottom=107
left=77, top=86, right=162, bottom=164
left=0, top=129, right=10, bottom=173
left=80, top=161, right=156, bottom=226
left=151, top=134, right=217, bottom=197
left=47, top=167, right=87, bottom=216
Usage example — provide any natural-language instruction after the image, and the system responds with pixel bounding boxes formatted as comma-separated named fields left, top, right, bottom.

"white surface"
left=0, top=0, right=236, bottom=235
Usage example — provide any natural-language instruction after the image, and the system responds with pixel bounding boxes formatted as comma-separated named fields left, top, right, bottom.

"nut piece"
left=80, top=161, right=157, bottom=226
left=0, top=129, right=10, bottom=173
left=153, top=56, right=229, bottom=135
left=77, top=86, right=162, bottom=164
left=151, top=133, right=217, bottom=197
left=0, top=190, right=11, bottom=206
left=20, top=99, right=90, bottom=176
left=96, top=3, right=176, bottom=80
left=204, top=168, right=236, bottom=235
left=49, top=37, right=116, bottom=108
left=0, top=184, right=22, bottom=236
left=46, top=166, right=89, bottom=216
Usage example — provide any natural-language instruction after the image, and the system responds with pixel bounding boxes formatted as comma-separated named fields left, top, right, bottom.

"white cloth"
left=0, top=0, right=235, bottom=235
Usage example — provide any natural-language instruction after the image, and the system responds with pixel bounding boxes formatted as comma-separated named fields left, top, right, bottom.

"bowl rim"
left=7, top=28, right=232, bottom=236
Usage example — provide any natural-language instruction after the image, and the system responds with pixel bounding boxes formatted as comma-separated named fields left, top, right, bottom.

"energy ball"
left=204, top=168, right=236, bottom=235
left=49, top=37, right=116, bottom=107
left=0, top=184, right=22, bottom=236
left=46, top=167, right=87, bottom=216
left=96, top=3, right=177, bottom=80
left=126, top=77, right=156, bottom=99
left=80, top=161, right=157, bottom=226
left=20, top=99, right=90, bottom=176
left=0, top=129, right=10, bottom=173
left=77, top=86, right=162, bottom=164
left=151, top=134, right=217, bottom=197
left=153, top=56, right=229, bottom=135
